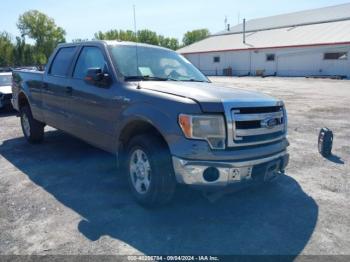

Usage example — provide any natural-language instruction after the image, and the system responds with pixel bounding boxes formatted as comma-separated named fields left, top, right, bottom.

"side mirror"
left=85, top=67, right=111, bottom=87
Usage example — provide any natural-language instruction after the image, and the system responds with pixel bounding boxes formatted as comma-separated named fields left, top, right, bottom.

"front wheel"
left=126, top=134, right=176, bottom=207
left=20, top=105, right=45, bottom=144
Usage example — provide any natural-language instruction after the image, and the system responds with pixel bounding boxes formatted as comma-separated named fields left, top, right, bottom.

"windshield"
left=109, top=45, right=209, bottom=82
left=0, top=75, right=12, bottom=86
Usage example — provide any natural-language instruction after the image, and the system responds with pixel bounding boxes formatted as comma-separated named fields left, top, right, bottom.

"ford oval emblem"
left=262, top=117, right=278, bottom=129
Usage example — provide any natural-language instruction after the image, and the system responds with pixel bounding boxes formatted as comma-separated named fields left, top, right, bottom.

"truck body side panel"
left=12, top=70, right=45, bottom=122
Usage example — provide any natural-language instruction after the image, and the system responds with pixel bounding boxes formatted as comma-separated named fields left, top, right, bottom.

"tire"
left=126, top=134, right=176, bottom=207
left=20, top=105, right=45, bottom=144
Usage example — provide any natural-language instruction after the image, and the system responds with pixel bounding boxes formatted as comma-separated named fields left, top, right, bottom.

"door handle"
left=65, top=86, right=73, bottom=95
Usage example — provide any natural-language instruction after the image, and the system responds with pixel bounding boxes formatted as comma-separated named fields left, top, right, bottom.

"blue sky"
left=1, top=0, right=349, bottom=42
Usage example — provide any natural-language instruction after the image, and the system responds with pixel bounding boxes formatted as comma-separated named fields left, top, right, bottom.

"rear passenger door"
left=66, top=46, right=118, bottom=151
left=42, top=46, right=77, bottom=130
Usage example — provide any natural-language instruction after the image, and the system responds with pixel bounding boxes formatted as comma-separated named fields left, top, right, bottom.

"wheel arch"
left=17, top=91, right=30, bottom=111
left=117, top=118, right=171, bottom=168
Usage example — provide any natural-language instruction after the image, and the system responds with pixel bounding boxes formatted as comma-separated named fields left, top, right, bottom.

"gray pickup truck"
left=12, top=41, right=289, bottom=207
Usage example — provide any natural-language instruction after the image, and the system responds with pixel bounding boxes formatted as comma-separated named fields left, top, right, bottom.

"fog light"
left=203, top=167, right=220, bottom=182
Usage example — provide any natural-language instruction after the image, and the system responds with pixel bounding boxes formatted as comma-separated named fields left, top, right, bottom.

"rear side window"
left=73, top=47, right=107, bottom=79
left=49, top=47, right=76, bottom=77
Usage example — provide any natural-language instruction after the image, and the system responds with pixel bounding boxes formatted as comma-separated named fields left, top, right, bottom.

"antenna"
left=133, top=4, right=140, bottom=78
left=133, top=4, right=137, bottom=38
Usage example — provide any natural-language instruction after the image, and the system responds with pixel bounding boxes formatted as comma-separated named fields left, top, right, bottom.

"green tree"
left=23, top=42, right=36, bottom=66
left=182, top=29, right=210, bottom=47
left=94, top=30, right=137, bottom=41
left=94, top=29, right=179, bottom=50
left=12, top=36, right=38, bottom=66
left=137, top=29, right=159, bottom=45
left=13, top=36, right=25, bottom=66
left=17, top=10, right=66, bottom=64
left=94, top=31, right=106, bottom=40
left=158, top=35, right=179, bottom=50
left=0, top=32, right=14, bottom=67
left=119, top=30, right=137, bottom=42
left=105, top=29, right=120, bottom=40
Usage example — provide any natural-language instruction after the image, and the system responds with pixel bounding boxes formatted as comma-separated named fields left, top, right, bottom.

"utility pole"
left=243, top=18, right=246, bottom=44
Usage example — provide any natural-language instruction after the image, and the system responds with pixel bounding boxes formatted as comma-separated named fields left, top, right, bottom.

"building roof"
left=178, top=3, right=350, bottom=54
left=217, top=3, right=350, bottom=35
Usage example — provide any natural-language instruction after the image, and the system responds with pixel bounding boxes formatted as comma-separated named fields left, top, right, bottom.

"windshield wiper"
left=124, top=75, right=206, bottom=82
left=181, top=78, right=208, bottom=82
left=124, top=75, right=169, bottom=81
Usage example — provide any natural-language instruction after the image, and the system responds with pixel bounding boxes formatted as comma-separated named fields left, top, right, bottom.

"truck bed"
left=13, top=69, right=44, bottom=82
left=12, top=70, right=44, bottom=112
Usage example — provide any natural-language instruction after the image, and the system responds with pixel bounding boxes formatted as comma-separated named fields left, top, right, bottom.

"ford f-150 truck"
left=12, top=41, right=289, bottom=207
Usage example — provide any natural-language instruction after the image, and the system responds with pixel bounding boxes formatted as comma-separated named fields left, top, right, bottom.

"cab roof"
left=57, top=40, right=172, bottom=52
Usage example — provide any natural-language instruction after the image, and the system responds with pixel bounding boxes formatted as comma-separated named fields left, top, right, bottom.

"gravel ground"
left=0, top=77, right=349, bottom=257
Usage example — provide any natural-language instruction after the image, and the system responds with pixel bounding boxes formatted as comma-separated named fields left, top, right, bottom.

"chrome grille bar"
left=236, top=125, right=284, bottom=136
left=234, top=111, right=283, bottom=121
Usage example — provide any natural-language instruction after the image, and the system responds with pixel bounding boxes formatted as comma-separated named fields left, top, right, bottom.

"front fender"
left=116, top=102, right=183, bottom=151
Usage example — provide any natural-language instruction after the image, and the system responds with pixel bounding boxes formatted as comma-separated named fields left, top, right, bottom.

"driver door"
left=65, top=45, right=118, bottom=151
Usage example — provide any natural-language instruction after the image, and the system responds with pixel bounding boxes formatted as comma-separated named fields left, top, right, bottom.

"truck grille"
left=230, top=106, right=286, bottom=146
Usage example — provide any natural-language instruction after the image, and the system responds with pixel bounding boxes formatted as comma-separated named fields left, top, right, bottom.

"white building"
left=178, top=4, right=350, bottom=78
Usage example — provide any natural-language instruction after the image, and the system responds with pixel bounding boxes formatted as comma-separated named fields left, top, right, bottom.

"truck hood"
left=0, top=85, right=12, bottom=95
left=139, top=81, right=280, bottom=112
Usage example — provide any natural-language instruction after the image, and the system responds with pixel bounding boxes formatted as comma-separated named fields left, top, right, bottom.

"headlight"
left=178, top=114, right=226, bottom=149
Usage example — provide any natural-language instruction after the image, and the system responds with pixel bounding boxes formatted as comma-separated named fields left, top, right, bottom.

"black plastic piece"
left=318, top=128, right=333, bottom=157
left=203, top=167, right=220, bottom=182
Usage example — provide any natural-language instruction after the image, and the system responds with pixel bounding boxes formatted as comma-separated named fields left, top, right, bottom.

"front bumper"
left=172, top=151, right=289, bottom=187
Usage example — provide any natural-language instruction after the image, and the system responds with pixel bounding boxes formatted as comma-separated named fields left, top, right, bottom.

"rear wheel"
left=20, top=105, right=45, bottom=144
left=126, top=134, right=176, bottom=207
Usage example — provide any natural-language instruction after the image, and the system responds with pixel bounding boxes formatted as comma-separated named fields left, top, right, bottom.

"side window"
left=324, top=52, right=348, bottom=60
left=73, top=47, right=107, bottom=79
left=49, top=47, right=76, bottom=77
left=213, top=56, right=220, bottom=63
left=266, top=54, right=275, bottom=61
